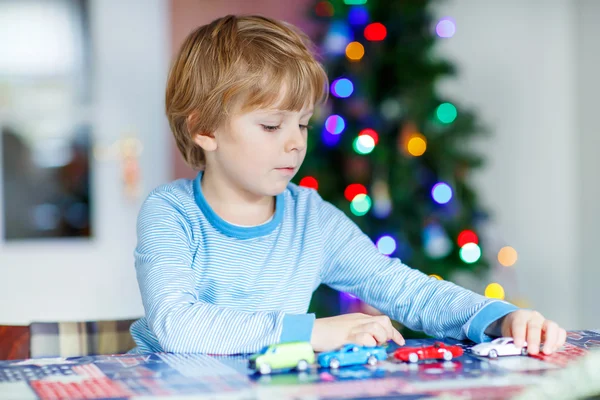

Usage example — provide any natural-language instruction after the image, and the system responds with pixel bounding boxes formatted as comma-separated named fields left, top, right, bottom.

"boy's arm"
left=135, top=191, right=313, bottom=354
left=318, top=200, right=517, bottom=343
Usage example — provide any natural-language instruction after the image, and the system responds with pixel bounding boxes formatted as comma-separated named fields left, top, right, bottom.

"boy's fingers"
left=350, top=332, right=377, bottom=347
left=557, top=328, right=567, bottom=349
left=511, top=314, right=528, bottom=348
left=526, top=314, right=545, bottom=354
left=393, top=329, right=405, bottom=346
left=542, top=321, right=559, bottom=354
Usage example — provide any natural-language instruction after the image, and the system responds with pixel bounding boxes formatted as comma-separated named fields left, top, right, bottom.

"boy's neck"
left=200, top=169, right=275, bottom=227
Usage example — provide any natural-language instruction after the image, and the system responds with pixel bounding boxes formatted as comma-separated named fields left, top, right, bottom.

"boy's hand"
left=500, top=310, right=567, bottom=355
left=310, top=313, right=405, bottom=352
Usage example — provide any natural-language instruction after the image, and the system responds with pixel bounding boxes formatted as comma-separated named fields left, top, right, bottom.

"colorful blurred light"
left=315, top=1, right=334, bottom=17
left=431, top=182, right=453, bottom=204
left=436, top=18, right=456, bottom=38
left=376, top=235, right=397, bottom=255
left=345, top=41, right=365, bottom=61
left=350, top=194, right=372, bottom=216
left=344, top=0, right=367, bottom=4
left=325, top=114, right=345, bottom=134
left=436, top=102, right=457, bottom=124
left=498, top=246, right=518, bottom=267
left=457, top=230, right=479, bottom=247
left=348, top=6, right=369, bottom=25
left=485, top=283, right=505, bottom=300
left=364, top=22, right=386, bottom=41
left=460, top=243, right=482, bottom=264
left=407, top=134, right=427, bottom=156
left=299, top=176, right=318, bottom=190
left=359, top=128, right=379, bottom=145
left=429, top=274, right=443, bottom=280
left=344, top=183, right=367, bottom=201
left=331, top=78, right=354, bottom=98
left=353, top=135, right=375, bottom=154
left=324, top=21, right=353, bottom=55
left=321, top=129, right=342, bottom=147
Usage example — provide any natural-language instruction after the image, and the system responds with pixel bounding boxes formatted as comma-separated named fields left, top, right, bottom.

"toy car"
left=471, top=337, right=528, bottom=358
left=393, top=342, right=464, bottom=363
left=317, top=344, right=388, bottom=369
left=248, top=341, right=315, bottom=375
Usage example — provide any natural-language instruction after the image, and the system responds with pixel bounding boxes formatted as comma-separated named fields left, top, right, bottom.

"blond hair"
left=166, top=15, right=329, bottom=170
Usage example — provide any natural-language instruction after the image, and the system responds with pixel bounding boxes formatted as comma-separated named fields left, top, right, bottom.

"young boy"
left=129, top=15, right=566, bottom=356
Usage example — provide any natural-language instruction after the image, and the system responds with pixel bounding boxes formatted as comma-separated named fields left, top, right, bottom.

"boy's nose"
left=284, top=128, right=306, bottom=152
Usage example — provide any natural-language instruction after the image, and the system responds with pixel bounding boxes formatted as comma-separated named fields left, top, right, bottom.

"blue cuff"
left=466, top=301, right=519, bottom=343
left=279, top=313, right=315, bottom=343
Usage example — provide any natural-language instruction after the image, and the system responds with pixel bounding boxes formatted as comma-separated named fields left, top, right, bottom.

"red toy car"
left=393, top=342, right=464, bottom=363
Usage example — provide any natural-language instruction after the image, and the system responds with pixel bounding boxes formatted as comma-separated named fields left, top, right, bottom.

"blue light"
left=331, top=78, right=354, bottom=98
left=325, top=115, right=345, bottom=134
left=348, top=6, right=369, bottom=25
left=324, top=21, right=353, bottom=55
left=376, top=235, right=397, bottom=255
left=321, top=128, right=342, bottom=147
left=431, top=182, right=453, bottom=204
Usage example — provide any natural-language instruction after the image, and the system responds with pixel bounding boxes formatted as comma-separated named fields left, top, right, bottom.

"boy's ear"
left=187, top=114, right=217, bottom=152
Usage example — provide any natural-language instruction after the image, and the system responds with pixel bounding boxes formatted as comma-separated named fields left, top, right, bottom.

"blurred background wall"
left=0, top=0, right=597, bottom=332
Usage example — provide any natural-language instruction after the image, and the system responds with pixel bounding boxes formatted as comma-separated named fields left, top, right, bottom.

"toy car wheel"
left=408, top=353, right=419, bottom=363
left=521, top=347, right=528, bottom=356
left=443, top=351, right=453, bottom=361
left=367, top=355, right=378, bottom=366
left=259, top=364, right=272, bottom=375
left=489, top=350, right=498, bottom=358
left=297, top=360, right=309, bottom=372
left=329, top=358, right=340, bottom=369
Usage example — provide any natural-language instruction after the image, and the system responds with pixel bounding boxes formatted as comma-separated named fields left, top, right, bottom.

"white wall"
left=576, top=0, right=600, bottom=330
left=0, top=0, right=170, bottom=324
left=436, top=0, right=582, bottom=329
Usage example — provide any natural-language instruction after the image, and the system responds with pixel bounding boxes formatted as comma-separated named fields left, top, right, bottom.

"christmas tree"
left=298, top=0, right=498, bottom=335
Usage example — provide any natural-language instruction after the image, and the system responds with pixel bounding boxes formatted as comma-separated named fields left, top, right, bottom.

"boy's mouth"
left=275, top=167, right=296, bottom=175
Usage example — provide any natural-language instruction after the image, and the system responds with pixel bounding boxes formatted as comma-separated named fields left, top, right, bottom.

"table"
left=1, top=330, right=599, bottom=400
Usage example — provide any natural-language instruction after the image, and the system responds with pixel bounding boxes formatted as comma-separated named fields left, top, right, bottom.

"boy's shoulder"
left=285, top=182, right=343, bottom=219
left=141, top=177, right=196, bottom=216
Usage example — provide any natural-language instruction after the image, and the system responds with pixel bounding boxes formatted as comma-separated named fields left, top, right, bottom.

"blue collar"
left=193, top=172, right=284, bottom=239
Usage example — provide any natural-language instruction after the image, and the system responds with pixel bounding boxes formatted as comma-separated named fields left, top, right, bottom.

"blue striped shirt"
left=129, top=172, right=517, bottom=355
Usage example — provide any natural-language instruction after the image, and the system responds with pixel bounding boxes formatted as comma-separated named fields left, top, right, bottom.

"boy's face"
left=205, top=104, right=313, bottom=197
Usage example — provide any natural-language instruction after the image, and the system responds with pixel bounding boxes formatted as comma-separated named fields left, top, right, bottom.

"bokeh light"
left=315, top=1, right=334, bottom=17
left=299, top=176, right=318, bottom=190
left=353, top=134, right=375, bottom=154
left=460, top=243, right=481, bottom=264
left=348, top=6, right=369, bottom=25
left=429, top=274, right=443, bottom=280
left=350, top=193, right=372, bottom=216
left=364, top=22, right=386, bottom=41
left=376, top=235, right=397, bottom=255
left=324, top=21, right=353, bottom=55
left=331, top=78, right=354, bottom=98
left=344, top=183, right=367, bottom=201
left=344, top=0, right=367, bottom=4
left=325, top=114, right=346, bottom=134
left=436, top=18, right=456, bottom=38
left=457, top=230, right=479, bottom=247
left=431, top=182, right=453, bottom=204
left=359, top=128, right=379, bottom=145
left=436, top=102, right=457, bottom=124
left=485, top=283, right=505, bottom=300
left=345, top=41, right=365, bottom=61
left=321, top=129, right=342, bottom=147
left=407, top=134, right=427, bottom=156
left=498, top=246, right=518, bottom=267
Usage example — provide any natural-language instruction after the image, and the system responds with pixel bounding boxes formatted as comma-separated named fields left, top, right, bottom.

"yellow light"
left=498, top=246, right=518, bottom=267
left=429, top=274, right=443, bottom=280
left=407, top=134, right=427, bottom=156
left=345, top=41, right=365, bottom=61
left=485, top=283, right=505, bottom=300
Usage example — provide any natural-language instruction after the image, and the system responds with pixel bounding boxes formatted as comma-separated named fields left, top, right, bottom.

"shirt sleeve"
left=317, top=199, right=517, bottom=343
left=135, top=190, right=314, bottom=354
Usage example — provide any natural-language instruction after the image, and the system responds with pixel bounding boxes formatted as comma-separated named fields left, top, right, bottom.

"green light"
left=344, top=0, right=367, bottom=4
left=353, top=135, right=375, bottom=155
left=350, top=194, right=372, bottom=216
left=436, top=103, right=457, bottom=124
left=459, top=243, right=481, bottom=264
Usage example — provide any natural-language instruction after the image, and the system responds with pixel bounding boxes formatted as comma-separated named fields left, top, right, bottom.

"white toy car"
left=471, top=337, right=528, bottom=358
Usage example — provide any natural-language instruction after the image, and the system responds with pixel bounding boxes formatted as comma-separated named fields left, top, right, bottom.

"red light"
left=315, top=1, right=334, bottom=17
left=359, top=128, right=379, bottom=145
left=457, top=230, right=479, bottom=247
left=364, top=23, right=387, bottom=41
left=344, top=183, right=368, bottom=201
left=299, top=176, right=319, bottom=190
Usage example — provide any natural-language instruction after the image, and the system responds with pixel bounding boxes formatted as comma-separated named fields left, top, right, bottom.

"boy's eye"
left=300, top=124, right=312, bottom=131
left=261, top=124, right=281, bottom=132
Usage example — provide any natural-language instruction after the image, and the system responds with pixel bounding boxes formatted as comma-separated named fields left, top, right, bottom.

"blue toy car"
left=317, top=344, right=388, bottom=369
